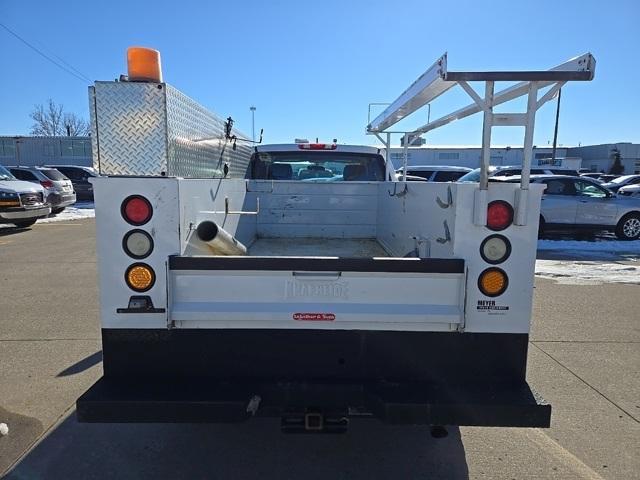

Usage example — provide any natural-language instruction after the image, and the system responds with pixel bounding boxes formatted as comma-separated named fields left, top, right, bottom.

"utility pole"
left=250, top=106, right=256, bottom=142
left=551, top=88, right=562, bottom=164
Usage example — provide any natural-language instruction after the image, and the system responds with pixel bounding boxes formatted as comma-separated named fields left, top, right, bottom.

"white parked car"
left=502, top=175, right=640, bottom=240
left=618, top=184, right=640, bottom=198
left=8, top=166, right=76, bottom=214
left=0, top=165, right=51, bottom=228
left=395, top=165, right=472, bottom=182
left=601, top=174, right=640, bottom=193
left=458, top=165, right=580, bottom=182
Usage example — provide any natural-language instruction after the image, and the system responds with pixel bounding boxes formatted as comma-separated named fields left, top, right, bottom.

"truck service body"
left=78, top=48, right=595, bottom=431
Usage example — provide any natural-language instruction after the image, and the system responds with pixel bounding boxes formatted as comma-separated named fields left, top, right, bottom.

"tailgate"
left=169, top=256, right=465, bottom=331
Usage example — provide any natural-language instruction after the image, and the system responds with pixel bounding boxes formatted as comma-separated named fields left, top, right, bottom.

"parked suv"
left=47, top=165, right=99, bottom=201
left=8, top=166, right=76, bottom=214
left=395, top=165, right=472, bottom=182
left=0, top=165, right=51, bottom=227
left=502, top=175, right=640, bottom=240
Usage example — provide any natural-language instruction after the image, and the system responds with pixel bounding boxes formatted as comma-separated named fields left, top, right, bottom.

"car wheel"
left=615, top=213, right=640, bottom=240
left=14, top=219, right=37, bottom=228
left=51, top=207, right=65, bottom=214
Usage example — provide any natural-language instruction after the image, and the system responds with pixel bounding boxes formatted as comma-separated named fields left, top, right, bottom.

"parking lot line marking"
left=533, top=340, right=640, bottom=344
left=525, top=429, right=606, bottom=480
left=0, top=338, right=100, bottom=342
left=0, top=240, right=11, bottom=245
left=531, top=342, right=640, bottom=423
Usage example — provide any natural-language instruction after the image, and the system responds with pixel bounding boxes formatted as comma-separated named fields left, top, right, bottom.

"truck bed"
left=247, top=238, right=390, bottom=258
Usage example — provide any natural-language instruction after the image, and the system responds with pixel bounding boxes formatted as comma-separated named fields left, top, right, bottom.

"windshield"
left=457, top=166, right=500, bottom=182
left=0, top=165, right=16, bottom=180
left=457, top=168, right=481, bottom=182
left=406, top=170, right=435, bottom=180
left=41, top=169, right=68, bottom=181
left=249, top=151, right=386, bottom=182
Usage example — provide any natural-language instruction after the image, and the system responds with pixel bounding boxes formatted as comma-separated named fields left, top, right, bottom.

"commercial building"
left=1, top=136, right=639, bottom=175
left=384, top=143, right=640, bottom=174
left=567, top=143, right=640, bottom=174
left=0, top=136, right=92, bottom=168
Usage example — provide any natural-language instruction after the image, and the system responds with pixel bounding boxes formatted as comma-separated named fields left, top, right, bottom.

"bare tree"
left=30, top=99, right=90, bottom=136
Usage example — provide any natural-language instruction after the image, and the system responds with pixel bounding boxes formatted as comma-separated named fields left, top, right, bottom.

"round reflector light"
left=123, top=229, right=154, bottom=259
left=125, top=263, right=155, bottom=292
left=478, top=268, right=508, bottom=297
left=480, top=234, right=511, bottom=264
left=487, top=200, right=513, bottom=231
left=122, top=195, right=152, bottom=226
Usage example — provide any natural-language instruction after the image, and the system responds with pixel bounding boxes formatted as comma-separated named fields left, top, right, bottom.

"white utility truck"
left=77, top=48, right=595, bottom=432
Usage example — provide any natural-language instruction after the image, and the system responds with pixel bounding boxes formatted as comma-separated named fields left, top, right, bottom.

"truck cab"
left=248, top=142, right=393, bottom=182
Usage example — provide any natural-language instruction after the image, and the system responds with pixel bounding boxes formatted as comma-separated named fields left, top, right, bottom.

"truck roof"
left=256, top=144, right=381, bottom=155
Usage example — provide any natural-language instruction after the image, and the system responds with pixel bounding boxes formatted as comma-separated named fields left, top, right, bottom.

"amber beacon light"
left=127, top=47, right=163, bottom=82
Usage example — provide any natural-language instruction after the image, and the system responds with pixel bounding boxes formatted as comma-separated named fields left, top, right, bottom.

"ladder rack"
left=367, top=52, right=596, bottom=226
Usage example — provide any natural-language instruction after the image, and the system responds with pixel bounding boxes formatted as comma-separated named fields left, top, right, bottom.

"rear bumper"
left=47, top=192, right=76, bottom=207
left=77, top=329, right=551, bottom=427
left=77, top=377, right=550, bottom=427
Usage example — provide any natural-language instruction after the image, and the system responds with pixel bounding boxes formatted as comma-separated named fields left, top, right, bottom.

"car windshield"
left=457, top=167, right=498, bottom=182
left=404, top=170, right=435, bottom=180
left=608, top=175, right=638, bottom=184
left=249, top=151, right=386, bottom=181
left=41, top=169, right=68, bottom=181
left=0, top=165, right=16, bottom=180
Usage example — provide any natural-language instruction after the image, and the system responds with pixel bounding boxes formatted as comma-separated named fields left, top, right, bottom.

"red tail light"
left=40, top=180, right=54, bottom=188
left=121, top=195, right=153, bottom=226
left=298, top=143, right=337, bottom=150
left=487, top=200, right=513, bottom=231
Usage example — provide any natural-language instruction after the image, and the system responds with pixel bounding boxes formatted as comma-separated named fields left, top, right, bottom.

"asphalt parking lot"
left=1, top=218, right=639, bottom=479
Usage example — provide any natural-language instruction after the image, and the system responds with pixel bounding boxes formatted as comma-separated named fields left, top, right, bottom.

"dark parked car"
left=47, top=165, right=99, bottom=201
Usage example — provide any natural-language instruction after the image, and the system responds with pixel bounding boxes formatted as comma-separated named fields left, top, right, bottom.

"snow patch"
left=535, top=260, right=640, bottom=285
left=38, top=202, right=95, bottom=223
left=538, top=239, right=640, bottom=256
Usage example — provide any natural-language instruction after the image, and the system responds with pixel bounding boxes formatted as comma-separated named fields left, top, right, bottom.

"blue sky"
left=1, top=0, right=638, bottom=147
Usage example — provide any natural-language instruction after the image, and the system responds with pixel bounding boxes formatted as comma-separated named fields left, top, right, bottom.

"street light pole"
left=551, top=88, right=562, bottom=165
left=250, top=106, right=256, bottom=142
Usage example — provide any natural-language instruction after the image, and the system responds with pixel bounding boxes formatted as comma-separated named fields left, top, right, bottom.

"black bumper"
left=77, top=378, right=550, bottom=427
left=76, top=329, right=550, bottom=427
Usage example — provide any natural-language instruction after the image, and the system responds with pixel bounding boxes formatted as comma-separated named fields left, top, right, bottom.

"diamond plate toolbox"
left=89, top=81, right=252, bottom=177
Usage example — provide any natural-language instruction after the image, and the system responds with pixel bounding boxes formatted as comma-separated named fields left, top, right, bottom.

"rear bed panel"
left=169, top=256, right=464, bottom=330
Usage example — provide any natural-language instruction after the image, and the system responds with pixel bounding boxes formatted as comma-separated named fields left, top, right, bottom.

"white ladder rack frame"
left=366, top=52, right=596, bottom=225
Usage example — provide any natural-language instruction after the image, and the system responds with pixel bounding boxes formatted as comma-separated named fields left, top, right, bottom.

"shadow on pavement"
left=0, top=227, right=31, bottom=237
left=57, top=351, right=103, bottom=377
left=0, top=407, right=44, bottom=475
left=6, top=412, right=469, bottom=479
